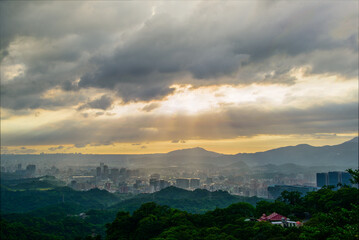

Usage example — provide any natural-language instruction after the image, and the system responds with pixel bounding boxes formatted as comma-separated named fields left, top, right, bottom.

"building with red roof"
left=257, top=212, right=287, bottom=222
left=257, top=212, right=302, bottom=227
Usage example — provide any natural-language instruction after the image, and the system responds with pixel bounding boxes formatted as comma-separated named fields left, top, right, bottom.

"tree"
left=346, top=168, right=359, bottom=184
left=277, top=191, right=302, bottom=206
left=106, top=212, right=134, bottom=240
left=255, top=200, right=291, bottom=217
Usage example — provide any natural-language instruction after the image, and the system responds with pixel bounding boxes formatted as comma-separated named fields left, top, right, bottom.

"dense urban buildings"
left=316, top=172, right=328, bottom=188
left=1, top=158, right=356, bottom=200
left=316, top=171, right=353, bottom=188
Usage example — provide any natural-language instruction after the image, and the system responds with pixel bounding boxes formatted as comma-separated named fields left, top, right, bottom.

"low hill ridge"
left=109, top=186, right=261, bottom=214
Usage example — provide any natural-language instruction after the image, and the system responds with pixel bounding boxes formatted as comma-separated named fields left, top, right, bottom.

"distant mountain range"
left=146, top=137, right=358, bottom=169
left=236, top=137, right=358, bottom=167
left=1, top=137, right=357, bottom=170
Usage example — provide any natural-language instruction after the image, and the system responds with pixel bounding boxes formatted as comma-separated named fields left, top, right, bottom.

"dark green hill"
left=109, top=186, right=262, bottom=214
left=1, top=202, right=118, bottom=239
left=0, top=185, right=121, bottom=213
left=0, top=175, right=65, bottom=190
left=2, top=181, right=358, bottom=240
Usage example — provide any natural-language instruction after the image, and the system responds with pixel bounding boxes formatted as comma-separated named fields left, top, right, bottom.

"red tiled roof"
left=267, top=212, right=287, bottom=221
left=258, top=214, right=267, bottom=221
left=257, top=212, right=287, bottom=222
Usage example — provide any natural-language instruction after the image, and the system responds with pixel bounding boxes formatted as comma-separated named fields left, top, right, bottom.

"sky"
left=0, top=1, right=358, bottom=155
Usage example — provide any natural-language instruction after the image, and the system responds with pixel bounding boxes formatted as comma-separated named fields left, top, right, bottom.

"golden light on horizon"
left=2, top=133, right=357, bottom=155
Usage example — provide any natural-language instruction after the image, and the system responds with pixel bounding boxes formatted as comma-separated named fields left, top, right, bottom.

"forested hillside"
left=109, top=186, right=262, bottom=214
left=106, top=185, right=359, bottom=240
left=1, top=180, right=263, bottom=239
left=1, top=184, right=358, bottom=240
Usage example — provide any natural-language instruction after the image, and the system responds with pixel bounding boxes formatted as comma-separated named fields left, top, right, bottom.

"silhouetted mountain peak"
left=294, top=144, right=312, bottom=147
left=167, top=147, right=221, bottom=157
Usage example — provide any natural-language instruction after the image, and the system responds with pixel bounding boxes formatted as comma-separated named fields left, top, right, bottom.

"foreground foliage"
left=105, top=185, right=359, bottom=240
left=1, top=171, right=358, bottom=240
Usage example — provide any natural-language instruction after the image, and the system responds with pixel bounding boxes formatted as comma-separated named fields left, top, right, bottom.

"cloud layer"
left=1, top=1, right=357, bottom=109
left=0, top=1, right=358, bottom=151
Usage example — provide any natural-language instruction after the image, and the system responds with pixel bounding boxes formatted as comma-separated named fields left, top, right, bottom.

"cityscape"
left=1, top=138, right=358, bottom=239
left=2, top=161, right=355, bottom=199
left=2, top=138, right=357, bottom=200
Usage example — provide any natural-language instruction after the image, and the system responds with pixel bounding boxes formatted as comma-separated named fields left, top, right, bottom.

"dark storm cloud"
left=0, top=74, right=91, bottom=110
left=1, top=1, right=357, bottom=109
left=77, top=1, right=357, bottom=101
left=77, top=95, right=114, bottom=111
left=0, top=1, right=152, bottom=109
left=0, top=1, right=151, bottom=53
left=2, top=102, right=357, bottom=146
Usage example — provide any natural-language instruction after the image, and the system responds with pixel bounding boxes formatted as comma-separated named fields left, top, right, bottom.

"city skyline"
left=1, top=1, right=358, bottom=154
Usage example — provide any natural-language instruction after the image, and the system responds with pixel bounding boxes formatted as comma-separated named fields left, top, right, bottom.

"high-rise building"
left=103, top=165, right=109, bottom=177
left=151, top=173, right=160, bottom=180
left=120, top=168, right=126, bottom=176
left=118, top=182, right=128, bottom=194
left=176, top=178, right=190, bottom=189
left=110, top=168, right=119, bottom=179
left=190, top=178, right=200, bottom=188
left=317, top=171, right=353, bottom=188
left=26, top=164, right=36, bottom=176
left=105, top=182, right=111, bottom=191
left=159, top=180, right=170, bottom=190
left=133, top=179, right=143, bottom=189
left=328, top=171, right=341, bottom=187
left=316, top=173, right=328, bottom=187
left=96, top=167, right=101, bottom=177
left=126, top=169, right=132, bottom=177
left=150, top=178, right=160, bottom=191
